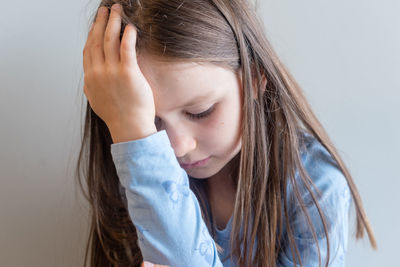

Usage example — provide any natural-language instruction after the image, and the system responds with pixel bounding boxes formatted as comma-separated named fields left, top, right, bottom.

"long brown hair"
left=76, top=0, right=377, bottom=266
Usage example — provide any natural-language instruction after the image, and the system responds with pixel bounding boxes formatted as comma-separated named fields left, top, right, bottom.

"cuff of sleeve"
left=110, top=130, right=172, bottom=159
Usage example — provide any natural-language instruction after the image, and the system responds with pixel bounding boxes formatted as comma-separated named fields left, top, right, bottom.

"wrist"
left=108, top=120, right=157, bottom=143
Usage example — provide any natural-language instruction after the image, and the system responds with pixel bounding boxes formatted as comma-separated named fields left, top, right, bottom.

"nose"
left=164, top=125, right=197, bottom=158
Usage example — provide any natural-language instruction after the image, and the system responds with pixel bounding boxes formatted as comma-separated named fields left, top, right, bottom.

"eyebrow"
left=178, top=93, right=214, bottom=109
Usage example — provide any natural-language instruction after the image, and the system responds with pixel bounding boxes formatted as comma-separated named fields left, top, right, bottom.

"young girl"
left=78, top=0, right=377, bottom=266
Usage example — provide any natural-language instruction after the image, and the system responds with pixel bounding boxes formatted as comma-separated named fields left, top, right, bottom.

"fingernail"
left=143, top=262, right=154, bottom=267
left=112, top=4, right=121, bottom=11
left=98, top=6, right=107, bottom=15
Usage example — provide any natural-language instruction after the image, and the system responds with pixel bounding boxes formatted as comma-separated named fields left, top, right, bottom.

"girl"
left=77, top=0, right=377, bottom=266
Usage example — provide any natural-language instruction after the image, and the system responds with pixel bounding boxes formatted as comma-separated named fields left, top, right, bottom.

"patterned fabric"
left=111, top=130, right=351, bottom=266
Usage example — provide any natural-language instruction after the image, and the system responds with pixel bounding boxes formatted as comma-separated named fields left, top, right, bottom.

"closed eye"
left=154, top=104, right=216, bottom=128
left=186, top=105, right=215, bottom=120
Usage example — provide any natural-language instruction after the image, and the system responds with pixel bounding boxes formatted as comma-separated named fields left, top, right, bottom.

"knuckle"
left=85, top=67, right=102, bottom=80
left=93, top=66, right=104, bottom=76
left=90, top=41, right=103, bottom=49
left=120, top=41, right=131, bottom=52
left=105, top=66, right=117, bottom=77
left=104, top=33, right=113, bottom=44
left=92, top=41, right=102, bottom=49
left=109, top=16, right=121, bottom=23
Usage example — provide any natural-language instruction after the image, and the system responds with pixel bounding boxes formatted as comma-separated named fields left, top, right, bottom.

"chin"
left=183, top=165, right=221, bottom=179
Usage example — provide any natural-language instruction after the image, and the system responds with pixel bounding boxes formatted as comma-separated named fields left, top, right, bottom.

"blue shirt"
left=110, top=129, right=351, bottom=266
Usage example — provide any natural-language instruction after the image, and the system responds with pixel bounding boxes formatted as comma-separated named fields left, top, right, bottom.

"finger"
left=83, top=24, right=95, bottom=71
left=104, top=4, right=122, bottom=64
left=90, top=6, right=109, bottom=65
left=120, top=23, right=138, bottom=68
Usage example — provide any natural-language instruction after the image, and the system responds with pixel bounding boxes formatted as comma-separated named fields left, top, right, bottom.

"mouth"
left=179, top=156, right=211, bottom=169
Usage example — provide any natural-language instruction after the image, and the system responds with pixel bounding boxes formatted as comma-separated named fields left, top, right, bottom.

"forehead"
left=137, top=53, right=239, bottom=110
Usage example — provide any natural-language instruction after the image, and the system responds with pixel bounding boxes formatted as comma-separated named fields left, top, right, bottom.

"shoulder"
left=278, top=130, right=352, bottom=265
left=295, top=129, right=351, bottom=206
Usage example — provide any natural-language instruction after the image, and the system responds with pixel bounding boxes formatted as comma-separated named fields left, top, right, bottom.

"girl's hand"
left=83, top=4, right=157, bottom=143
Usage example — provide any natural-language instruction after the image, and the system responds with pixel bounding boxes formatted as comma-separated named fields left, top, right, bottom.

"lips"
left=179, top=156, right=211, bottom=168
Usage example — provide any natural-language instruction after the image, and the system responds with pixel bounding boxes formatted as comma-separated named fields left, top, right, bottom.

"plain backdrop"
left=1, top=0, right=398, bottom=266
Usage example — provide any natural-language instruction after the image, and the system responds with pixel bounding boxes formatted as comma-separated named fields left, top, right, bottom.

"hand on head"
left=83, top=3, right=157, bottom=142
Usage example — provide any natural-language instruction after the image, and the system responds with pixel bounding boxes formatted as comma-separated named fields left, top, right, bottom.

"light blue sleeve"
left=110, top=130, right=223, bottom=267
left=277, top=135, right=352, bottom=267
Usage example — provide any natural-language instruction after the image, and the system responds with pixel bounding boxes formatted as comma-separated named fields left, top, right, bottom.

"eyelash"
left=154, top=105, right=215, bottom=127
left=186, top=105, right=215, bottom=120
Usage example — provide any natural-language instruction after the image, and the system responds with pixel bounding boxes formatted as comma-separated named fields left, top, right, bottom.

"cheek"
left=199, top=103, right=241, bottom=148
left=206, top=106, right=230, bottom=132
left=213, top=101, right=241, bottom=131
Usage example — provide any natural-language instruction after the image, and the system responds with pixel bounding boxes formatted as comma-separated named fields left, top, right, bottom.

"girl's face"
left=137, top=52, right=244, bottom=180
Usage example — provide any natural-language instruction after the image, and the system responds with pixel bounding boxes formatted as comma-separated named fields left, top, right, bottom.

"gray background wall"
left=1, top=0, right=398, bottom=266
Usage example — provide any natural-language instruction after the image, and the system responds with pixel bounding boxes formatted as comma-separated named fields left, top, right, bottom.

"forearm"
left=111, top=130, right=224, bottom=266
